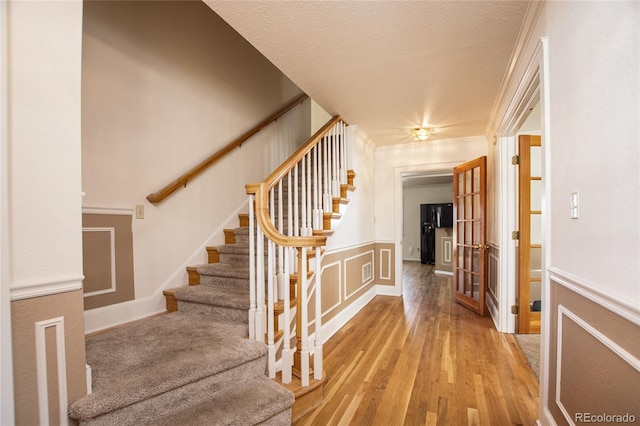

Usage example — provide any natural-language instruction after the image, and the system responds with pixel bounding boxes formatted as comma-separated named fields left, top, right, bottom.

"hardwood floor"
left=296, top=262, right=539, bottom=425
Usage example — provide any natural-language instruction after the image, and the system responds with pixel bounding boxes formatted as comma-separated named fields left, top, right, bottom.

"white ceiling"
left=205, top=0, right=530, bottom=147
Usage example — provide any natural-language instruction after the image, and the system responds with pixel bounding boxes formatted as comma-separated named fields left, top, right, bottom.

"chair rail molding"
left=10, top=274, right=84, bottom=301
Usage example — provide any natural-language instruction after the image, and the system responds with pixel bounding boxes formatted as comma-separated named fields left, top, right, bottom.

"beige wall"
left=81, top=1, right=311, bottom=331
left=434, top=227, right=453, bottom=274
left=82, top=214, right=135, bottom=310
left=11, top=291, right=87, bottom=426
left=309, top=242, right=395, bottom=339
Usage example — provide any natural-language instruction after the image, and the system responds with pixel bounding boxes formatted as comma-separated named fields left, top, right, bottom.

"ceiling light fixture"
left=412, top=127, right=436, bottom=141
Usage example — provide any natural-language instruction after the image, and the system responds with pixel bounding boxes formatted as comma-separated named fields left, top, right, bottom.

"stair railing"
left=245, top=116, right=349, bottom=387
left=146, top=94, right=308, bottom=204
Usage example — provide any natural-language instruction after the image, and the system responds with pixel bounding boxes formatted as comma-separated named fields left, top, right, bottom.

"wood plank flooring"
left=296, top=262, right=539, bottom=425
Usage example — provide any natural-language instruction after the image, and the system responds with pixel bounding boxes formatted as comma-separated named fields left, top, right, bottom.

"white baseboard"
left=376, top=283, right=401, bottom=297
left=434, top=270, right=453, bottom=276
left=83, top=293, right=166, bottom=334
left=311, top=286, right=377, bottom=344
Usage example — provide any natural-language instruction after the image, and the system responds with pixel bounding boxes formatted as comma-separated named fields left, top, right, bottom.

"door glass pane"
left=530, top=281, right=542, bottom=311
left=457, top=197, right=464, bottom=221
left=530, top=213, right=542, bottom=245
left=457, top=172, right=464, bottom=195
left=530, top=246, right=542, bottom=279
left=465, top=221, right=472, bottom=244
left=464, top=195, right=472, bottom=221
left=473, top=193, right=480, bottom=217
left=472, top=248, right=479, bottom=272
left=465, top=170, right=472, bottom=195
left=473, top=220, right=481, bottom=245
left=457, top=222, right=464, bottom=245
left=473, top=167, right=480, bottom=193
left=530, top=180, right=542, bottom=211
left=458, top=270, right=464, bottom=292
left=472, top=274, right=480, bottom=300
left=531, top=146, right=542, bottom=177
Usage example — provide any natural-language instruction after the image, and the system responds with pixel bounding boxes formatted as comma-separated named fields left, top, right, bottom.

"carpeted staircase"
left=69, top=220, right=295, bottom=425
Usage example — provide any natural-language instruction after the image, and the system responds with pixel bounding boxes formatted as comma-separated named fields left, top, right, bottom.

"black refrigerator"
left=420, top=203, right=454, bottom=264
left=420, top=204, right=436, bottom=264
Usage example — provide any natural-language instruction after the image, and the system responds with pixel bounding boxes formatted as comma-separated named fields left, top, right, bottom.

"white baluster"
left=305, top=153, right=312, bottom=236
left=300, top=248, right=310, bottom=387
left=314, top=246, right=323, bottom=380
left=269, top=188, right=278, bottom=301
left=277, top=181, right=285, bottom=300
left=267, top=238, right=275, bottom=378
left=256, top=225, right=265, bottom=340
left=294, top=165, right=299, bottom=237
left=322, top=136, right=333, bottom=212
left=312, top=145, right=323, bottom=230
left=248, top=195, right=256, bottom=340
left=282, top=245, right=293, bottom=384
left=332, top=124, right=340, bottom=198
left=340, top=121, right=347, bottom=184
left=301, top=157, right=308, bottom=236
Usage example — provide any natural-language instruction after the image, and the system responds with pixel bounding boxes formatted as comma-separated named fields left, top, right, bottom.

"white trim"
left=376, top=284, right=401, bottom=297
left=555, top=305, right=640, bottom=425
left=35, top=317, right=69, bottom=426
left=486, top=0, right=545, bottom=136
left=549, top=267, right=640, bottom=326
left=82, top=227, right=117, bottom=297
left=542, top=407, right=558, bottom=426
left=0, top=0, right=14, bottom=421
left=343, top=250, right=374, bottom=300
left=10, top=274, right=84, bottom=301
left=85, top=364, right=92, bottom=395
left=379, top=249, right=391, bottom=280
left=83, top=293, right=165, bottom=335
left=434, top=270, right=453, bottom=276
left=82, top=207, right=135, bottom=216
left=443, top=239, right=452, bottom=264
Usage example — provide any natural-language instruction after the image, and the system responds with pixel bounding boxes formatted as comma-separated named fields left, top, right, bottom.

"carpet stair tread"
left=175, top=285, right=250, bottom=310
left=197, top=262, right=249, bottom=279
left=154, top=375, right=294, bottom=426
left=69, top=313, right=264, bottom=421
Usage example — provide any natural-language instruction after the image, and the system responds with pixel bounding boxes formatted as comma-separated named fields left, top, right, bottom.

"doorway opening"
left=401, top=171, right=454, bottom=277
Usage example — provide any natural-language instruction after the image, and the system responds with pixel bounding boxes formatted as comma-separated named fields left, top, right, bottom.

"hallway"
left=297, top=262, right=539, bottom=425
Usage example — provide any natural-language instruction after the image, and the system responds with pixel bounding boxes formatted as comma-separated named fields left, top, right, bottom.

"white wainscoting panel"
left=35, top=317, right=68, bottom=426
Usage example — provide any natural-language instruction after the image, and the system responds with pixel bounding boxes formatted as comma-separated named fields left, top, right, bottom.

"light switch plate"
left=135, top=204, right=144, bottom=219
left=570, top=192, right=579, bottom=219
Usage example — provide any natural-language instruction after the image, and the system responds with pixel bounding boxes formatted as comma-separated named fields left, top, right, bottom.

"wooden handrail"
left=246, top=115, right=346, bottom=248
left=147, top=93, right=309, bottom=204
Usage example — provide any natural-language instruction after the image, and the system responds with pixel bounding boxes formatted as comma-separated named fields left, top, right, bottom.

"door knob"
left=473, top=244, right=489, bottom=250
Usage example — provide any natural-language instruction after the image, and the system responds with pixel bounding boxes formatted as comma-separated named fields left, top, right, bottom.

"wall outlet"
left=135, top=204, right=144, bottom=219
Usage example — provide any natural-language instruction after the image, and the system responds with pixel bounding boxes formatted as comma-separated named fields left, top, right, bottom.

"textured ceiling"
left=205, top=1, right=529, bottom=146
